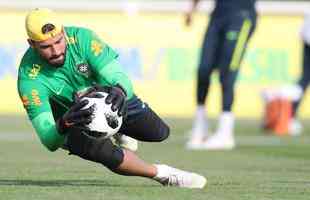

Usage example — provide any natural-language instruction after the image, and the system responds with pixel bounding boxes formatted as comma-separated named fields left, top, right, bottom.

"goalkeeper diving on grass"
left=17, top=8, right=206, bottom=188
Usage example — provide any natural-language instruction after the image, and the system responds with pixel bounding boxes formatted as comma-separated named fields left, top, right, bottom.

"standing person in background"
left=185, top=0, right=257, bottom=150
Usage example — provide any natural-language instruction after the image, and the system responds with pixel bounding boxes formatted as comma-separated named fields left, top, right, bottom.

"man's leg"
left=201, top=11, right=256, bottom=150
left=112, top=96, right=170, bottom=152
left=113, top=133, right=139, bottom=152
left=119, top=96, right=170, bottom=142
left=113, top=150, right=207, bottom=188
left=65, top=127, right=206, bottom=188
left=112, top=149, right=156, bottom=177
left=187, top=16, right=222, bottom=149
left=111, top=94, right=171, bottom=152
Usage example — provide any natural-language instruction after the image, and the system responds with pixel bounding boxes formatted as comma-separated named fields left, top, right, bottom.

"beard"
left=48, top=48, right=67, bottom=67
left=49, top=54, right=65, bottom=67
left=37, top=45, right=67, bottom=68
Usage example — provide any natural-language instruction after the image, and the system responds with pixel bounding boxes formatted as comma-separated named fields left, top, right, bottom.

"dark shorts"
left=61, top=94, right=170, bottom=169
left=62, top=95, right=170, bottom=149
left=119, top=95, right=170, bottom=142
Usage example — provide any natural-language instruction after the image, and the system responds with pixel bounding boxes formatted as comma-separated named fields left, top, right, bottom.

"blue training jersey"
left=214, top=0, right=256, bottom=13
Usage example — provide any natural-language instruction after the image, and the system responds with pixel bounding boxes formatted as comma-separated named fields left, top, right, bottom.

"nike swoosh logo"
left=56, top=84, right=65, bottom=95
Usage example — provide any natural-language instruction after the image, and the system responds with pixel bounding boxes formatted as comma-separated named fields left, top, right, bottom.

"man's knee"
left=146, top=109, right=170, bottom=142
left=87, top=137, right=124, bottom=169
left=219, top=76, right=229, bottom=92
left=66, top=128, right=124, bottom=170
left=155, top=121, right=170, bottom=142
left=220, top=72, right=237, bottom=88
left=198, top=66, right=213, bottom=81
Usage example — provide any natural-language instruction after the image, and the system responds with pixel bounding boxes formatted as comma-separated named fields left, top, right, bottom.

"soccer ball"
left=81, top=92, right=123, bottom=139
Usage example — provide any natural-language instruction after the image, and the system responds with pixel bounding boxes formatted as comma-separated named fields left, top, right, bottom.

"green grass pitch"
left=0, top=115, right=309, bottom=200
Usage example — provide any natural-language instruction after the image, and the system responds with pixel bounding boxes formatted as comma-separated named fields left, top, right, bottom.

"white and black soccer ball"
left=81, top=92, right=123, bottom=139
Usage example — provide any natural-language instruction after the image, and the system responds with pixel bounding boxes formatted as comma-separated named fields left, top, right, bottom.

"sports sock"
left=192, top=105, right=208, bottom=136
left=153, top=164, right=168, bottom=180
left=216, top=112, right=234, bottom=136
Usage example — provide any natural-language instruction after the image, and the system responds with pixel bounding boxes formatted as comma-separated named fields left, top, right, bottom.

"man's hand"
left=74, top=84, right=127, bottom=117
left=56, top=100, right=93, bottom=134
left=185, top=0, right=199, bottom=27
left=105, top=85, right=127, bottom=117
left=185, top=12, right=193, bottom=27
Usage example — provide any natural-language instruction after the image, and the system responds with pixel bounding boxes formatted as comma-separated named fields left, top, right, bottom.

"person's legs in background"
left=201, top=11, right=256, bottom=150
left=187, top=16, right=222, bottom=149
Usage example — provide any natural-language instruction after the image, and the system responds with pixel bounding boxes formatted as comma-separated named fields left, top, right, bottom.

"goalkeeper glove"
left=105, top=85, right=127, bottom=117
left=56, top=100, right=93, bottom=134
left=75, top=84, right=127, bottom=117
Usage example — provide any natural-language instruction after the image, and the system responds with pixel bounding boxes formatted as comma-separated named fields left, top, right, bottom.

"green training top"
left=17, top=26, right=134, bottom=152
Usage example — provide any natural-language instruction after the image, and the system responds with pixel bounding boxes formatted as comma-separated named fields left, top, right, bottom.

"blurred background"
left=0, top=0, right=309, bottom=118
left=1, top=1, right=310, bottom=199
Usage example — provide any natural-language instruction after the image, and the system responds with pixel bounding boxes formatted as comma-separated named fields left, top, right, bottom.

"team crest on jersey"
left=77, top=63, right=90, bottom=76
